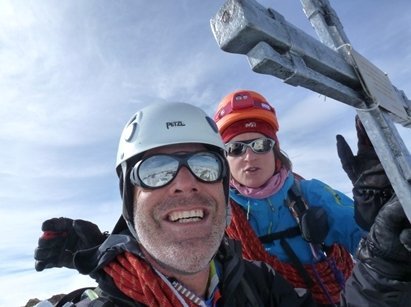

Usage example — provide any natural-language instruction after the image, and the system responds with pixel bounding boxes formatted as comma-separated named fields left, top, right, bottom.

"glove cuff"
left=357, top=239, right=411, bottom=282
left=353, top=188, right=394, bottom=231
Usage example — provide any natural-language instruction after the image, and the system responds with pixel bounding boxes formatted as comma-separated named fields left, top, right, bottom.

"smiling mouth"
left=168, top=209, right=204, bottom=223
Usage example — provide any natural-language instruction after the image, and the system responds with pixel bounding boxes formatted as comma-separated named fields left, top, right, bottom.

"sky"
left=1, top=0, right=410, bottom=305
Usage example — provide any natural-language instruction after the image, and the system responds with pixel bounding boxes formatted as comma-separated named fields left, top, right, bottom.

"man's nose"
left=170, top=166, right=199, bottom=194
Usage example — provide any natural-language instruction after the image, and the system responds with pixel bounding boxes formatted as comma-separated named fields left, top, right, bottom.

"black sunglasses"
left=225, top=137, right=275, bottom=157
left=130, top=151, right=226, bottom=189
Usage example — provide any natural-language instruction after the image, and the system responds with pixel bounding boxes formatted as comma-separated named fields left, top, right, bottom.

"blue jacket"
left=229, top=172, right=364, bottom=264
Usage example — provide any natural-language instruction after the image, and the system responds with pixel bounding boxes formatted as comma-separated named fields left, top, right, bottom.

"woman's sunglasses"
left=130, top=151, right=225, bottom=189
left=225, top=137, right=275, bottom=157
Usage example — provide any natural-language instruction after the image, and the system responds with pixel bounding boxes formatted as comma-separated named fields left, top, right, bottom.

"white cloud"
left=0, top=0, right=410, bottom=305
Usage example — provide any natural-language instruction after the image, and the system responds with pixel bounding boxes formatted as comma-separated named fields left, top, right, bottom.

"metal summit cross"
left=210, top=0, right=411, bottom=221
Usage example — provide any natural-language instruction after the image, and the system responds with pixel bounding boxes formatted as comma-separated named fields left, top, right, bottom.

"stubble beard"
left=134, top=195, right=226, bottom=275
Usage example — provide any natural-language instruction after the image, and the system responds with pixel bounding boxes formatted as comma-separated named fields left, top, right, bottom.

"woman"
left=214, top=90, right=364, bottom=306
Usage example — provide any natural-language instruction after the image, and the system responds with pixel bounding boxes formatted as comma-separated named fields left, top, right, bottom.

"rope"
left=227, top=201, right=354, bottom=305
left=104, top=252, right=197, bottom=306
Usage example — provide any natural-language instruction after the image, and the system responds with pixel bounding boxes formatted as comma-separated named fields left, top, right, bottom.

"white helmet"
left=116, top=102, right=229, bottom=236
left=116, top=102, right=225, bottom=171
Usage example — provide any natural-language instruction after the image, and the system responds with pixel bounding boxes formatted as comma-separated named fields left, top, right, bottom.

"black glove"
left=336, top=116, right=394, bottom=230
left=357, top=196, right=411, bottom=281
left=34, top=217, right=107, bottom=271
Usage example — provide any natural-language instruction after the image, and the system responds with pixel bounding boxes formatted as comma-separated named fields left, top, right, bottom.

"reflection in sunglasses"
left=130, top=152, right=225, bottom=189
left=225, top=138, right=275, bottom=157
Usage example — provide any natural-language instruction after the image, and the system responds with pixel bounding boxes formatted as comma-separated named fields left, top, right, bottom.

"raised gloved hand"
left=336, top=116, right=393, bottom=230
left=34, top=217, right=107, bottom=272
left=357, top=196, right=411, bottom=281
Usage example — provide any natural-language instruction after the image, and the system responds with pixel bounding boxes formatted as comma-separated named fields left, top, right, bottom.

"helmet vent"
left=124, top=122, right=137, bottom=142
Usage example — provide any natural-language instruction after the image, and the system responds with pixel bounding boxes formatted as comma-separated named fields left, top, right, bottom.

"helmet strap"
left=226, top=202, right=232, bottom=227
left=126, top=219, right=139, bottom=241
left=120, top=162, right=140, bottom=241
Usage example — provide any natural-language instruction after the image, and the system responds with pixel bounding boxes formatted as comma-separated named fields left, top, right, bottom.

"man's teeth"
left=169, top=209, right=204, bottom=223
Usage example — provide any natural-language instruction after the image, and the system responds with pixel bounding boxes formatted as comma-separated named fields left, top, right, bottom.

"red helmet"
left=214, top=90, right=279, bottom=139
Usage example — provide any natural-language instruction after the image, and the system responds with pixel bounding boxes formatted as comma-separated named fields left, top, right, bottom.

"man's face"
left=132, top=143, right=227, bottom=275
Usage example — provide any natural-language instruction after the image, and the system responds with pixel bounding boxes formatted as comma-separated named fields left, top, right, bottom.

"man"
left=34, top=103, right=411, bottom=306
left=34, top=102, right=315, bottom=306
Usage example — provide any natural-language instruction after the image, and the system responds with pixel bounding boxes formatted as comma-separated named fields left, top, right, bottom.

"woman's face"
left=226, top=132, right=276, bottom=188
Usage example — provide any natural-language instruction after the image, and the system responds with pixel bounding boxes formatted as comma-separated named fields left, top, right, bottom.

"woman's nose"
left=243, top=147, right=256, bottom=161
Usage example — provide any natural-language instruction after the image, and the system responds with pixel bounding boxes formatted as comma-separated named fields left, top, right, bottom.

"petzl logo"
left=166, top=121, right=186, bottom=129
